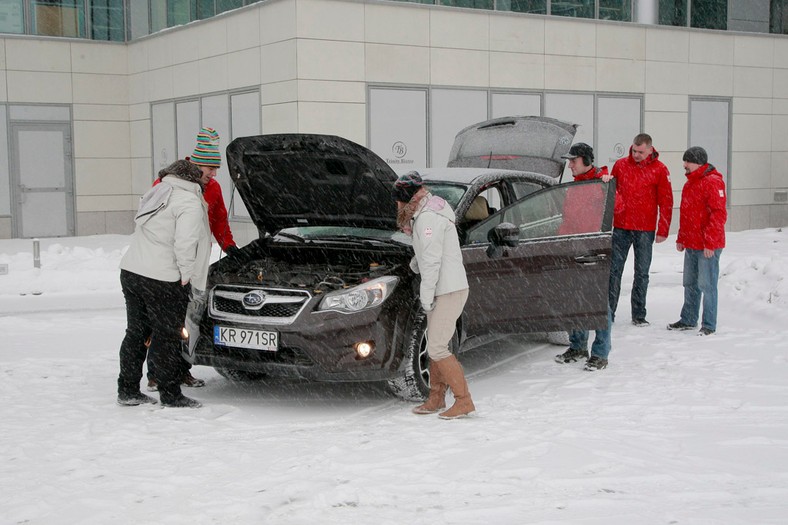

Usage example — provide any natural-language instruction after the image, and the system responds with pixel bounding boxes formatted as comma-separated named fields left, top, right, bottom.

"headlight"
left=318, top=276, right=399, bottom=313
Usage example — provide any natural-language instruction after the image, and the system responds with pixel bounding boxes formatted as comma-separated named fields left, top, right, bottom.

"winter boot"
left=117, top=392, right=158, bottom=406
left=437, top=355, right=476, bottom=419
left=554, top=347, right=587, bottom=364
left=412, top=360, right=447, bottom=415
left=161, top=394, right=202, bottom=408
left=667, top=321, right=696, bottom=331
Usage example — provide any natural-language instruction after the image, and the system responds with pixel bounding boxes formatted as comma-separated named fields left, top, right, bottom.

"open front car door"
left=461, top=179, right=616, bottom=336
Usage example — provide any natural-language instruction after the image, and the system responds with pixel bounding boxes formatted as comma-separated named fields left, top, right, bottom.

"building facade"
left=1, top=0, right=787, bottom=243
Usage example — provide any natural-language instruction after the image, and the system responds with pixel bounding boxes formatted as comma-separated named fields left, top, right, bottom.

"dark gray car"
left=191, top=121, right=614, bottom=400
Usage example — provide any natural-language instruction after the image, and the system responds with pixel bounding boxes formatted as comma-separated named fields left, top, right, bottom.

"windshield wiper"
left=275, top=232, right=307, bottom=243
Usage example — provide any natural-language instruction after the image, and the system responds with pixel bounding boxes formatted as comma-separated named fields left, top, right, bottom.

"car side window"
left=465, top=180, right=611, bottom=245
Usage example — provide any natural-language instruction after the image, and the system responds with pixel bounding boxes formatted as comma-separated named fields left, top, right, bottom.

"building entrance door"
left=11, top=123, right=75, bottom=238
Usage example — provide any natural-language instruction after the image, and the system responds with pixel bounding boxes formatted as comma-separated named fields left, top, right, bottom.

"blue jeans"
left=569, top=305, right=613, bottom=359
left=609, top=228, right=656, bottom=322
left=679, top=248, right=722, bottom=332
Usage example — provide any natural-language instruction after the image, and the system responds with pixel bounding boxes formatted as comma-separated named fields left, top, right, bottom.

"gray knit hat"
left=682, top=146, right=708, bottom=165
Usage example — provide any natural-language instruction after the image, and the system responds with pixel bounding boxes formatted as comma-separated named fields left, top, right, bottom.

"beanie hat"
left=392, top=171, right=424, bottom=203
left=683, top=146, right=708, bottom=166
left=158, top=159, right=204, bottom=188
left=561, top=142, right=594, bottom=165
left=191, top=127, right=221, bottom=167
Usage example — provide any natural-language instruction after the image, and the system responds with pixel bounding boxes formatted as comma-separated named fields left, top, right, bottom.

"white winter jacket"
left=120, top=175, right=212, bottom=290
left=409, top=193, right=469, bottom=310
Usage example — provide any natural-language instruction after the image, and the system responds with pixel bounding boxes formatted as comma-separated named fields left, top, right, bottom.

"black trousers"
left=117, top=270, right=189, bottom=402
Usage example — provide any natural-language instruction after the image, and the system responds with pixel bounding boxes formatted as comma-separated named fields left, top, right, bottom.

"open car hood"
left=447, top=116, right=577, bottom=178
left=226, top=134, right=399, bottom=236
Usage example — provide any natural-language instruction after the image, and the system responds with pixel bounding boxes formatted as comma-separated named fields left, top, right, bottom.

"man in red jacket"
left=554, top=143, right=615, bottom=371
left=667, top=147, right=727, bottom=336
left=147, top=127, right=238, bottom=391
left=609, top=133, right=673, bottom=326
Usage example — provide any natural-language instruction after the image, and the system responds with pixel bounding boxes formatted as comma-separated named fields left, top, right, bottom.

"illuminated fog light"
left=355, top=341, right=374, bottom=358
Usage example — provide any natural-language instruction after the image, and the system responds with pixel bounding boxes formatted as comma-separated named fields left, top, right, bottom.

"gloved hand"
left=225, top=245, right=241, bottom=257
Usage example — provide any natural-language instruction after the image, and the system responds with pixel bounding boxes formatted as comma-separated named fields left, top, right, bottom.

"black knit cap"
left=392, top=170, right=424, bottom=203
left=561, top=142, right=594, bottom=164
left=683, top=146, right=708, bottom=165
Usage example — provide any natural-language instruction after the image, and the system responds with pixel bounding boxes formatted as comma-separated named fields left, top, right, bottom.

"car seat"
left=465, top=195, right=490, bottom=222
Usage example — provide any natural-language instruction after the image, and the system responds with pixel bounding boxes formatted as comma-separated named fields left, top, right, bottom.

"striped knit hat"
left=191, top=127, right=221, bottom=167
left=392, top=170, right=424, bottom=203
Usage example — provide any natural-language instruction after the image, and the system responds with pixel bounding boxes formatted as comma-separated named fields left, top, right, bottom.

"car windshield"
left=277, top=226, right=412, bottom=245
left=424, top=183, right=468, bottom=209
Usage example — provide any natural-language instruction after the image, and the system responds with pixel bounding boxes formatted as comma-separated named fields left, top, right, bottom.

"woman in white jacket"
left=393, top=171, right=475, bottom=419
left=117, top=160, right=211, bottom=408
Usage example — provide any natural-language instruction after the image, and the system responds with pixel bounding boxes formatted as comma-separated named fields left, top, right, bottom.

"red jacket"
left=676, top=164, right=727, bottom=250
left=153, top=176, right=236, bottom=250
left=610, top=146, right=673, bottom=237
left=558, top=165, right=608, bottom=235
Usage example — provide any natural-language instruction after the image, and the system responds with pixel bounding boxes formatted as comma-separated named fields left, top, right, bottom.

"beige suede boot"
left=412, top=359, right=447, bottom=415
left=437, top=355, right=476, bottom=419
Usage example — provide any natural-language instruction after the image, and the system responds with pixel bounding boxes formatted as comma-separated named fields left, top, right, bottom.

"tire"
left=385, top=311, right=460, bottom=402
left=386, top=311, right=430, bottom=401
left=547, top=330, right=570, bottom=346
left=216, top=367, right=267, bottom=382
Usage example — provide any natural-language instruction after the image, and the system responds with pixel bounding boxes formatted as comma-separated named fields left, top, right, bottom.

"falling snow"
left=1, top=228, right=787, bottom=524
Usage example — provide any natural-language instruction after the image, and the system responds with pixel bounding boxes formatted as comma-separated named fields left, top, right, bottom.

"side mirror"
left=486, top=222, right=519, bottom=258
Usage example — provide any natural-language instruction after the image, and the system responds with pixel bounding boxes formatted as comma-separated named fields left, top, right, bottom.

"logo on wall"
left=613, top=143, right=625, bottom=159
left=386, top=141, right=414, bottom=165
left=392, top=141, right=407, bottom=159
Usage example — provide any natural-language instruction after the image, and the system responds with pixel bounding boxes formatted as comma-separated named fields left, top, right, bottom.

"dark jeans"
left=609, top=228, right=656, bottom=322
left=679, top=248, right=722, bottom=332
left=117, top=270, right=190, bottom=403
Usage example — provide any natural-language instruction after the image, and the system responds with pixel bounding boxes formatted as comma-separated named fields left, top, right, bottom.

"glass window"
left=430, top=89, right=488, bottom=168
left=772, top=0, right=788, bottom=33
left=691, top=0, right=726, bottom=30
left=129, top=0, right=149, bottom=39
left=0, top=0, right=24, bottom=34
left=659, top=0, right=687, bottom=26
left=551, top=0, right=594, bottom=18
left=369, top=88, right=428, bottom=171
left=439, top=0, right=494, bottom=9
left=196, top=0, right=215, bottom=20
left=496, top=1, right=547, bottom=14
left=90, top=0, right=124, bottom=41
left=218, top=0, right=245, bottom=13
left=32, top=0, right=85, bottom=38
left=600, top=0, right=631, bottom=21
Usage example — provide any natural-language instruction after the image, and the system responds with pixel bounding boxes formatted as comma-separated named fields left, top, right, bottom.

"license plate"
left=214, top=326, right=278, bottom=351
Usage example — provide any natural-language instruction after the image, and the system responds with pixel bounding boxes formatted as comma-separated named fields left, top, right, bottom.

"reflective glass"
left=32, top=0, right=85, bottom=38
left=659, top=0, right=687, bottom=26
left=691, top=0, right=726, bottom=29
left=0, top=0, right=24, bottom=34
left=600, top=0, right=631, bottom=21
left=551, top=0, right=594, bottom=18
left=439, top=0, right=494, bottom=8
left=496, top=0, right=547, bottom=14
left=771, top=0, right=788, bottom=33
left=90, top=0, right=124, bottom=41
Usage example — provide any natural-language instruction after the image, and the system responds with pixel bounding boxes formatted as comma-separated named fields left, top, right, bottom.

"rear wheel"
left=216, top=367, right=267, bottom=382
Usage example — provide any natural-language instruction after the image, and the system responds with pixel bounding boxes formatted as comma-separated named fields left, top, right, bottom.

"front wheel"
left=385, top=311, right=459, bottom=401
left=386, top=311, right=430, bottom=401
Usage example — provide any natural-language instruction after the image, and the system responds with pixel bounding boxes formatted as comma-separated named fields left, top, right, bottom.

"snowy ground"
left=0, top=228, right=786, bottom=525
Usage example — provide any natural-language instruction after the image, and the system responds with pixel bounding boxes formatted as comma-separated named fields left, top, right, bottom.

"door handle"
left=574, top=254, right=607, bottom=265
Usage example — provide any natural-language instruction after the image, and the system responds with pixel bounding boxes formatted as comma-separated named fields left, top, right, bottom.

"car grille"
left=209, top=285, right=311, bottom=326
